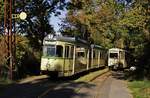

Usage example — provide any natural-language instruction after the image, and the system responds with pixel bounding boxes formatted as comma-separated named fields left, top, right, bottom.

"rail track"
left=0, top=69, right=111, bottom=98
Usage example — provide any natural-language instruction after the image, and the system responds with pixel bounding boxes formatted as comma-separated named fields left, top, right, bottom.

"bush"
left=0, top=35, right=41, bottom=80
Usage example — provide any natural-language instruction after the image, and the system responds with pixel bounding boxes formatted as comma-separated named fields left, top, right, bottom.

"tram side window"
left=77, top=52, right=85, bottom=57
left=100, top=52, right=104, bottom=59
left=56, top=45, right=63, bottom=57
left=93, top=51, right=96, bottom=58
left=100, top=52, right=102, bottom=59
left=95, top=51, right=98, bottom=58
left=65, top=46, right=69, bottom=58
left=109, top=53, right=118, bottom=58
left=70, top=46, right=74, bottom=58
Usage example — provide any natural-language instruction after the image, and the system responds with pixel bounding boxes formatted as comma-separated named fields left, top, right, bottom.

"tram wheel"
left=49, top=71, right=58, bottom=79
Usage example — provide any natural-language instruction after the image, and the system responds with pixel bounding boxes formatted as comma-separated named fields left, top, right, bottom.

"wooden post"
left=72, top=45, right=76, bottom=75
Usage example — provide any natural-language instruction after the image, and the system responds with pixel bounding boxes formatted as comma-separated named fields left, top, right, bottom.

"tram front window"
left=43, top=45, right=55, bottom=56
left=110, top=53, right=118, bottom=58
left=43, top=45, right=63, bottom=57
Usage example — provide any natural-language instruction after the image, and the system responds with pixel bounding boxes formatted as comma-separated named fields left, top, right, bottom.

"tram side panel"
left=99, top=50, right=107, bottom=67
left=74, top=47, right=88, bottom=74
left=89, top=47, right=107, bottom=69
left=91, top=50, right=100, bottom=69
left=92, top=50, right=98, bottom=68
left=63, top=45, right=74, bottom=76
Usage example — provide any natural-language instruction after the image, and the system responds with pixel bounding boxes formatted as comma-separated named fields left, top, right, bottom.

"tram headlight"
left=47, top=64, right=54, bottom=71
left=130, top=66, right=136, bottom=71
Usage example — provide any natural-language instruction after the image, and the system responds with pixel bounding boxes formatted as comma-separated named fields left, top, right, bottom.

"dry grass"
left=75, top=68, right=108, bottom=82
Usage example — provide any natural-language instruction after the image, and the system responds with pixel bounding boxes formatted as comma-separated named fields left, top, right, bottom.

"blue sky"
left=50, top=13, right=65, bottom=32
left=50, top=10, right=67, bottom=32
left=50, top=1, right=69, bottom=32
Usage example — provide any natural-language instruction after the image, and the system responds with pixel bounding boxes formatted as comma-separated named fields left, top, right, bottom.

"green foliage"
left=0, top=0, right=67, bottom=79
left=120, top=0, right=150, bottom=79
left=62, top=0, right=128, bottom=48
left=128, top=81, right=150, bottom=98
left=63, top=0, right=150, bottom=79
left=14, top=35, right=43, bottom=78
left=0, top=0, right=149, bottom=79
left=14, top=0, right=66, bottom=50
left=0, top=35, right=40, bottom=79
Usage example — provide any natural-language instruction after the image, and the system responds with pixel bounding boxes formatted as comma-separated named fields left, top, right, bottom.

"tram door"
left=63, top=45, right=73, bottom=76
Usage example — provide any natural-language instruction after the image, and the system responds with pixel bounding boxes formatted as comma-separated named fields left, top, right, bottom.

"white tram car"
left=40, top=34, right=107, bottom=77
left=108, top=48, right=127, bottom=70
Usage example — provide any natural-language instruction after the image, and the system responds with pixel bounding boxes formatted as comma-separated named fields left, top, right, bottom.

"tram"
left=108, top=48, right=127, bottom=70
left=40, top=34, right=107, bottom=77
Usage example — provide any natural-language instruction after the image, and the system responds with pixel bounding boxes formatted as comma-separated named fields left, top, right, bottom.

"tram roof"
left=109, top=48, right=124, bottom=52
left=91, top=44, right=105, bottom=49
left=44, top=35, right=89, bottom=45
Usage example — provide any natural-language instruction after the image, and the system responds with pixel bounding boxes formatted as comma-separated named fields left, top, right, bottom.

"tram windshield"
left=109, top=53, right=118, bottom=58
left=43, top=45, right=63, bottom=57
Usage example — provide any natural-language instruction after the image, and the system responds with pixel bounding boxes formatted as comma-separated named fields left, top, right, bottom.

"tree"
left=0, top=0, right=4, bottom=23
left=0, top=0, right=4, bottom=34
left=14, top=0, right=66, bottom=49
left=116, top=0, right=150, bottom=79
left=63, top=0, right=135, bottom=48
left=0, top=0, right=67, bottom=79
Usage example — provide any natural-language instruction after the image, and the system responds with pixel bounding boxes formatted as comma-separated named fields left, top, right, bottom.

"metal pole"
left=13, top=0, right=16, bottom=72
left=87, top=49, right=89, bottom=70
left=72, top=46, right=76, bottom=75
left=9, top=0, right=13, bottom=80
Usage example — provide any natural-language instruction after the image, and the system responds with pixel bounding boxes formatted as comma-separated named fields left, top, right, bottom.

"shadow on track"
left=111, top=71, right=127, bottom=80
left=0, top=67, right=106, bottom=98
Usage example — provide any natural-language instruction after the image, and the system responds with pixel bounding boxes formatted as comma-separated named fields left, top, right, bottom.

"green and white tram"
left=108, top=48, right=127, bottom=70
left=41, top=34, right=106, bottom=77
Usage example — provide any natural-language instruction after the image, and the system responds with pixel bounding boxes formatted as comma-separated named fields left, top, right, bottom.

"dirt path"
left=98, top=72, right=133, bottom=98
left=72, top=71, right=133, bottom=98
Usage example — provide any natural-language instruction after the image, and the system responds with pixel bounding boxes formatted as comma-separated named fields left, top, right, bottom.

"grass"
left=74, top=68, right=109, bottom=82
left=128, top=80, right=150, bottom=98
